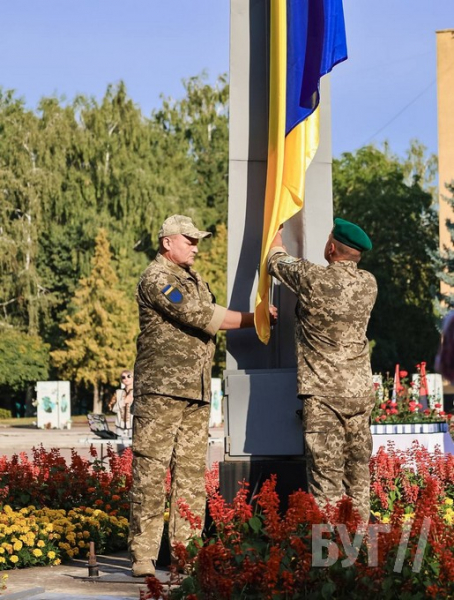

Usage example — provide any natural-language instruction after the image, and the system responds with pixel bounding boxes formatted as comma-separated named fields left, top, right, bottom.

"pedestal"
left=219, top=459, right=307, bottom=513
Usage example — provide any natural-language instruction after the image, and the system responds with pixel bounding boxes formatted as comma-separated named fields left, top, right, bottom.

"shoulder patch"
left=278, top=256, right=298, bottom=264
left=161, top=284, right=183, bottom=304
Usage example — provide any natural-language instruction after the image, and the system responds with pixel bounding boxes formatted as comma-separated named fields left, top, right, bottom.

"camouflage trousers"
left=129, top=394, right=210, bottom=564
left=302, top=394, right=375, bottom=521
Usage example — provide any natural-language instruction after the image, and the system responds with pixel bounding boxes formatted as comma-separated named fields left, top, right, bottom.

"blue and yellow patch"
left=161, top=284, right=183, bottom=304
left=278, top=256, right=298, bottom=264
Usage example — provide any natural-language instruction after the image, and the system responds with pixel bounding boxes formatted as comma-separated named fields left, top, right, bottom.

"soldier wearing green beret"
left=267, top=217, right=377, bottom=522
left=130, top=214, right=277, bottom=577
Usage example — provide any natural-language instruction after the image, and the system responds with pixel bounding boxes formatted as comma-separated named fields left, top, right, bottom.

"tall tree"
left=150, top=73, right=229, bottom=237
left=51, top=229, right=138, bottom=412
left=0, top=90, right=52, bottom=334
left=401, top=139, right=438, bottom=203
left=0, top=77, right=230, bottom=409
left=0, top=326, right=49, bottom=416
left=333, top=144, right=439, bottom=373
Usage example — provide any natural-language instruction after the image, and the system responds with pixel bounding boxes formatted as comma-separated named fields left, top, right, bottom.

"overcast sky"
left=1, top=0, right=452, bottom=159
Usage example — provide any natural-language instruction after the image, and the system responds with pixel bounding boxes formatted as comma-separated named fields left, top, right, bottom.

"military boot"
left=131, top=559, right=156, bottom=577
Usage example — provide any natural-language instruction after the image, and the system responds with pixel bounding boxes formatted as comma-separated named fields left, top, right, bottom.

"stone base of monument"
left=219, top=459, right=307, bottom=513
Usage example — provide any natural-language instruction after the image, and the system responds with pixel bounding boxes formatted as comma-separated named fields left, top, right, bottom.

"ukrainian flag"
left=254, top=0, right=348, bottom=344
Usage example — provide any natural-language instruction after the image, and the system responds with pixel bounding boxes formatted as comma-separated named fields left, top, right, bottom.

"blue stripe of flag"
left=286, top=0, right=348, bottom=135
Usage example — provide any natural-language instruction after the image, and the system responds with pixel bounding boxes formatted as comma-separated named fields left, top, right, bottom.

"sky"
left=0, top=0, right=453, bottom=160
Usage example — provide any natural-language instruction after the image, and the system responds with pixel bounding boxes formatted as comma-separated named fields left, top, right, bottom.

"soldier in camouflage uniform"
left=267, top=218, right=377, bottom=521
left=130, top=214, right=271, bottom=577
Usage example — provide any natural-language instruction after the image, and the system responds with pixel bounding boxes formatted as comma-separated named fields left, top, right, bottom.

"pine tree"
left=51, top=229, right=138, bottom=412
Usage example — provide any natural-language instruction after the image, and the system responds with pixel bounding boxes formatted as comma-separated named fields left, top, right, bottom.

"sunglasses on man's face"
left=121, top=374, right=133, bottom=380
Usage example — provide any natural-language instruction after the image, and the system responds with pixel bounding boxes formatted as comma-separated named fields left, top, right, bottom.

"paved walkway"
left=0, top=421, right=225, bottom=467
left=1, top=550, right=177, bottom=599
left=0, top=420, right=225, bottom=599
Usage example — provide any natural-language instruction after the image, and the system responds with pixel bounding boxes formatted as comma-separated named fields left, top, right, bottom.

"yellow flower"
left=444, top=498, right=453, bottom=506
left=0, top=548, right=4, bottom=554
left=59, top=543, right=70, bottom=551
left=9, top=555, right=19, bottom=564
left=403, top=513, right=415, bottom=521
left=164, top=511, right=170, bottom=522
left=53, top=558, right=61, bottom=565
left=13, top=541, right=23, bottom=551
left=382, top=516, right=390, bottom=524
left=47, top=551, right=56, bottom=559
left=444, top=513, right=454, bottom=525
left=37, top=540, right=45, bottom=548
left=32, top=549, right=43, bottom=557
left=0, top=557, right=5, bottom=564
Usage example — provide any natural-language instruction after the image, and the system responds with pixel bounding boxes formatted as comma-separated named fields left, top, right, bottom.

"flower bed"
left=1, top=442, right=454, bottom=597
left=372, top=364, right=449, bottom=426
left=146, top=442, right=454, bottom=600
left=0, top=445, right=132, bottom=516
left=0, top=444, right=132, bottom=569
left=0, top=505, right=128, bottom=569
left=370, top=441, right=454, bottom=517
left=370, top=365, right=454, bottom=455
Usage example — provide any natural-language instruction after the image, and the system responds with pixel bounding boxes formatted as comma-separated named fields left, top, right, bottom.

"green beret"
left=333, top=218, right=372, bottom=251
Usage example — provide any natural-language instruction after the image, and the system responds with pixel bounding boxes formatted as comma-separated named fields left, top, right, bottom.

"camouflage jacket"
left=133, top=254, right=226, bottom=408
left=268, top=247, right=377, bottom=397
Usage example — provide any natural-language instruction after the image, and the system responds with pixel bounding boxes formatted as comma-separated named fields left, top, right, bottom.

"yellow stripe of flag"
left=254, top=1, right=320, bottom=344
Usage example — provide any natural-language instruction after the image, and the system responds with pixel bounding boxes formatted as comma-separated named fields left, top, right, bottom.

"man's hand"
left=269, top=304, right=278, bottom=326
left=270, top=224, right=286, bottom=250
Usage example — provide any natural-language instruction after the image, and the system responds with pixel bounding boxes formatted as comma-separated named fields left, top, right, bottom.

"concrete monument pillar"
left=220, top=0, right=334, bottom=501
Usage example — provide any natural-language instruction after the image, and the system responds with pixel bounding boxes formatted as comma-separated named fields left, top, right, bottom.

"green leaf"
left=248, top=516, right=263, bottom=534
left=181, top=576, right=197, bottom=594
left=321, top=581, right=336, bottom=599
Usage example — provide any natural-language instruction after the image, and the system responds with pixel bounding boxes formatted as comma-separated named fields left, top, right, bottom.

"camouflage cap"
left=333, top=218, right=372, bottom=251
left=158, top=215, right=212, bottom=239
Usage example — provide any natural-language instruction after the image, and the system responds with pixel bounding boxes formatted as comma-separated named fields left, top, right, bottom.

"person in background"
left=435, top=311, right=454, bottom=384
left=108, top=369, right=134, bottom=438
left=130, top=214, right=277, bottom=577
left=267, top=218, right=377, bottom=521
